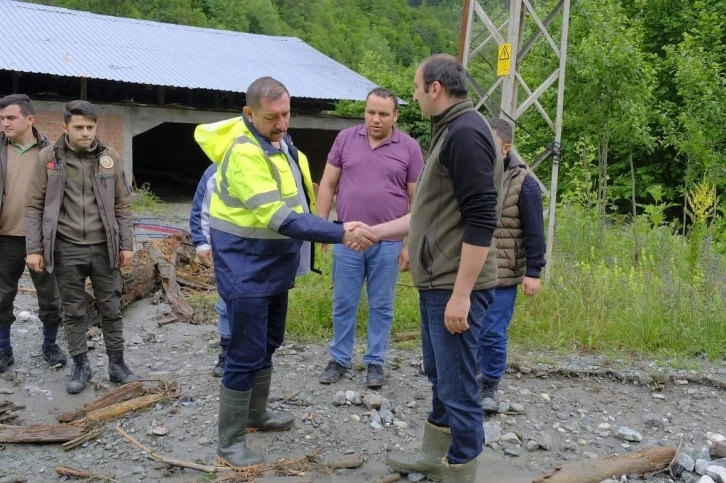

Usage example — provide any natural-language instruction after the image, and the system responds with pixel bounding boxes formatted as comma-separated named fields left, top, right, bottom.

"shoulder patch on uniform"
left=99, top=155, right=114, bottom=169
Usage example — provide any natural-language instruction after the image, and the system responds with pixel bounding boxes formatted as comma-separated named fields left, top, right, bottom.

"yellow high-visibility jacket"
left=194, top=116, right=344, bottom=299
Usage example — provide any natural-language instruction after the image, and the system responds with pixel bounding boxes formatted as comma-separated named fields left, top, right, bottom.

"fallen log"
left=86, top=393, right=165, bottom=422
left=58, top=382, right=146, bottom=423
left=393, top=331, right=420, bottom=342
left=0, top=424, right=87, bottom=443
left=712, top=441, right=726, bottom=459
left=533, top=446, right=676, bottom=483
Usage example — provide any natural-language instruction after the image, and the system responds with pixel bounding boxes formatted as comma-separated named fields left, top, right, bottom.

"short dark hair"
left=246, top=77, right=290, bottom=109
left=63, top=100, right=98, bottom=124
left=0, top=94, right=35, bottom=117
left=488, top=117, right=513, bottom=144
left=419, top=54, right=468, bottom=99
left=366, top=87, right=399, bottom=111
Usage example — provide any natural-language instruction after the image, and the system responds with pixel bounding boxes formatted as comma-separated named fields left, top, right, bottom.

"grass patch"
left=130, top=182, right=164, bottom=214
left=509, top=205, right=726, bottom=361
left=286, top=205, right=726, bottom=362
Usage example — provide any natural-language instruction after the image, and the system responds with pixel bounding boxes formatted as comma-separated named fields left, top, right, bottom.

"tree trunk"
left=629, top=149, right=640, bottom=266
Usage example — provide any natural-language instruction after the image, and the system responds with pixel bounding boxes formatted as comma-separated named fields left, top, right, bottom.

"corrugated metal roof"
left=0, top=0, right=379, bottom=101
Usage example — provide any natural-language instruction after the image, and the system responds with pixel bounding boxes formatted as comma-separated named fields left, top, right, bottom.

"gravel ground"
left=1, top=273, right=725, bottom=483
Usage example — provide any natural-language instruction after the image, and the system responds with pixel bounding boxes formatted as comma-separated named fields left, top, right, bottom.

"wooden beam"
left=80, top=78, right=88, bottom=100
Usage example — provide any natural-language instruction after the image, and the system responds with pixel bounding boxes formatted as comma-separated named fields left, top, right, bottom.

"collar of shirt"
left=9, top=139, right=37, bottom=154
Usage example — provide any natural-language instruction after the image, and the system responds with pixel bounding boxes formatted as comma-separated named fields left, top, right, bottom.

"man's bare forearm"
left=315, top=186, right=335, bottom=220
left=372, top=213, right=411, bottom=240
left=452, top=243, right=490, bottom=298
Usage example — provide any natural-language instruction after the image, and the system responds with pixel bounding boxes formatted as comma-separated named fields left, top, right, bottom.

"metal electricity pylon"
left=457, top=0, right=571, bottom=282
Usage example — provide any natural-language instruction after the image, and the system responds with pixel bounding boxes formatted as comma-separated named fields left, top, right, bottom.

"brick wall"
left=33, top=109, right=125, bottom=155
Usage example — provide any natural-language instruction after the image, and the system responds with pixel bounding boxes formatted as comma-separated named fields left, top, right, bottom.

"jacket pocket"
left=418, top=235, right=434, bottom=288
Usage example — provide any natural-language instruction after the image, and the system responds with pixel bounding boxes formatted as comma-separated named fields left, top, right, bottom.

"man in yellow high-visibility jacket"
left=195, top=76, right=377, bottom=469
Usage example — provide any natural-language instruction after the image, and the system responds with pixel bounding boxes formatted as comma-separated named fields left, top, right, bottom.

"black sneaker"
left=366, top=364, right=385, bottom=388
left=0, top=350, right=14, bottom=373
left=319, top=361, right=347, bottom=384
left=42, top=343, right=68, bottom=366
left=478, top=377, right=499, bottom=399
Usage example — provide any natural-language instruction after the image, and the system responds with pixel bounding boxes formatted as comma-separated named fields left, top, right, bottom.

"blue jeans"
left=223, top=291, right=288, bottom=392
left=216, top=297, right=230, bottom=341
left=478, top=286, right=517, bottom=382
left=329, top=241, right=403, bottom=367
left=419, top=288, right=494, bottom=464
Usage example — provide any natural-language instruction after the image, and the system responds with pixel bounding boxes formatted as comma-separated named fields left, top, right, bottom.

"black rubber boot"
left=66, top=354, right=92, bottom=394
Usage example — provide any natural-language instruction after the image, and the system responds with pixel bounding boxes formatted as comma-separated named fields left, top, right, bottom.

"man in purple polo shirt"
left=316, top=87, right=424, bottom=388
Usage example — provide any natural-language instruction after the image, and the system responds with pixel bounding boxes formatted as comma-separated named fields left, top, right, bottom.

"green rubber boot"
left=216, top=385, right=265, bottom=469
left=386, top=420, right=451, bottom=481
left=247, top=367, right=295, bottom=432
left=442, top=457, right=478, bottom=482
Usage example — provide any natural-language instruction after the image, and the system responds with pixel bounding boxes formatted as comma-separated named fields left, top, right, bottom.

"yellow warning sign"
left=497, top=43, right=512, bottom=77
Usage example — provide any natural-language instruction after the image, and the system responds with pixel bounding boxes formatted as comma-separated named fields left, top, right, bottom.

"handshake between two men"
left=341, top=221, right=379, bottom=251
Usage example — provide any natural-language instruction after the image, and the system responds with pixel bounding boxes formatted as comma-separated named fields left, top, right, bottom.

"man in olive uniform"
left=0, top=94, right=66, bottom=373
left=26, top=100, right=138, bottom=394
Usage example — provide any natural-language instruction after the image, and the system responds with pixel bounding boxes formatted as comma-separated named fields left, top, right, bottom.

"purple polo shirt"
left=328, top=125, right=424, bottom=240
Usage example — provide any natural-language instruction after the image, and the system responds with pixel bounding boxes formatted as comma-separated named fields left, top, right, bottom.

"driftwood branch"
left=55, top=466, right=119, bottom=482
left=534, top=446, right=676, bottom=483
left=149, top=245, right=194, bottom=322
left=58, top=382, right=146, bottom=423
left=0, top=423, right=87, bottom=443
left=61, top=426, right=106, bottom=451
left=86, top=394, right=165, bottom=422
left=115, top=426, right=231, bottom=473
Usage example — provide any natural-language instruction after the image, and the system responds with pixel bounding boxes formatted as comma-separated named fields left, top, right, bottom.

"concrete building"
left=0, top=0, right=375, bottom=196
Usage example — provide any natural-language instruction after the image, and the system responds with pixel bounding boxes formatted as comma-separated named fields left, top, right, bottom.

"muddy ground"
left=1, top=272, right=725, bottom=483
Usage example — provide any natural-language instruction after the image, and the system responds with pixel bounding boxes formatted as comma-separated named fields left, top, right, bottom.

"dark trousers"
left=419, top=288, right=495, bottom=464
left=0, top=235, right=62, bottom=339
left=54, top=238, right=124, bottom=357
left=223, top=291, right=288, bottom=391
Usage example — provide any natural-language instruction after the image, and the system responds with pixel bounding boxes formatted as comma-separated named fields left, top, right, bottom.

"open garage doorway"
left=287, top=127, right=339, bottom=183
left=132, top=122, right=211, bottom=202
